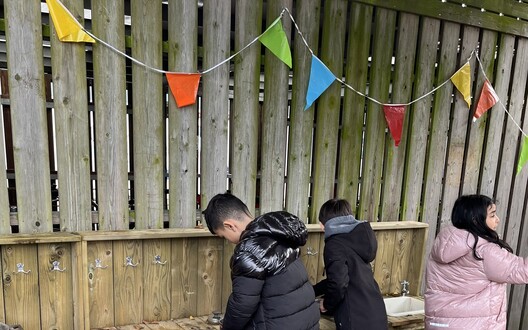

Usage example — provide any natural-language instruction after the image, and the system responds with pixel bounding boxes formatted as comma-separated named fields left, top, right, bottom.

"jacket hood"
left=325, top=217, right=376, bottom=263
left=430, top=226, right=475, bottom=264
left=231, top=211, right=308, bottom=279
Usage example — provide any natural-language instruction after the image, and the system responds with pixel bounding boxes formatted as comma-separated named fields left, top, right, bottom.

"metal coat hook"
left=94, top=258, right=108, bottom=269
left=306, top=247, right=318, bottom=256
left=15, top=263, right=31, bottom=274
left=153, top=255, right=167, bottom=265
left=51, top=260, right=66, bottom=272
left=125, top=256, right=139, bottom=267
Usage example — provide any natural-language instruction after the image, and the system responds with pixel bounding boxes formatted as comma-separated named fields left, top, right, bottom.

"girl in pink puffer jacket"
left=425, top=194, right=528, bottom=329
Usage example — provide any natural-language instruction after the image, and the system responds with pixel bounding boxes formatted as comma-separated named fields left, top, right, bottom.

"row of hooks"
left=12, top=255, right=168, bottom=275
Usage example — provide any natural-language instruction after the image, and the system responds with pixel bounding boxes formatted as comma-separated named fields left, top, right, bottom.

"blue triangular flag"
left=305, top=55, right=336, bottom=110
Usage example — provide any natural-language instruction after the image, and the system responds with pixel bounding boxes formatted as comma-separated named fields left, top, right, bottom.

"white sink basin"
left=383, top=296, right=424, bottom=317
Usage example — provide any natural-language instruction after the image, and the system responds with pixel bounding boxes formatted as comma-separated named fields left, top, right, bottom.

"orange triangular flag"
left=166, top=73, right=201, bottom=108
left=383, top=104, right=406, bottom=147
left=450, top=62, right=471, bottom=108
left=473, top=79, right=499, bottom=122
left=46, top=0, right=95, bottom=43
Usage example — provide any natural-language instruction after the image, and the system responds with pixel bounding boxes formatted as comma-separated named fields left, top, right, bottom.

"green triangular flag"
left=517, top=136, right=528, bottom=173
left=259, top=16, right=292, bottom=68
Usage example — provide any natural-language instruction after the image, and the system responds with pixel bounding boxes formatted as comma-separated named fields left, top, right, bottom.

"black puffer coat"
left=222, top=211, right=320, bottom=330
left=314, top=216, right=387, bottom=330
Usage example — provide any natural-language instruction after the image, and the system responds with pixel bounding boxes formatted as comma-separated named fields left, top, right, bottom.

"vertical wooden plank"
left=495, top=39, right=528, bottom=237
left=380, top=12, right=420, bottom=221
left=259, top=0, right=293, bottom=213
left=5, top=0, right=52, bottom=233
left=38, top=243, right=74, bottom=330
left=407, top=226, right=427, bottom=295
left=316, top=233, right=326, bottom=283
left=286, top=0, right=320, bottom=222
left=504, top=41, right=528, bottom=330
left=337, top=3, right=373, bottom=216
left=372, top=230, right=396, bottom=295
left=168, top=0, right=198, bottom=228
left=479, top=35, right=515, bottom=197
left=357, top=8, right=396, bottom=221
left=196, top=238, right=223, bottom=316
left=480, top=34, right=515, bottom=197
left=221, top=241, right=234, bottom=312
left=0, top=247, right=3, bottom=323
left=310, top=0, right=348, bottom=221
left=92, top=0, right=129, bottom=230
left=0, top=87, right=10, bottom=234
left=113, top=240, right=143, bottom=325
left=388, top=230, right=413, bottom=296
left=231, top=0, right=262, bottom=215
left=200, top=0, right=231, bottom=210
left=401, top=17, right=441, bottom=222
left=300, top=233, right=322, bottom=284
left=2, top=245, right=40, bottom=329
left=421, top=21, right=460, bottom=267
left=50, top=0, right=93, bottom=232
left=143, top=239, right=171, bottom=321
left=88, top=241, right=114, bottom=328
left=171, top=238, right=198, bottom=318
left=439, top=26, right=480, bottom=229
left=131, top=0, right=164, bottom=230
left=462, top=30, right=498, bottom=194
left=72, top=240, right=86, bottom=330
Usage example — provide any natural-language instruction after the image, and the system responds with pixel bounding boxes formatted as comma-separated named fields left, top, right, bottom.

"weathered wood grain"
left=4, top=0, right=52, bottom=233
left=286, top=0, right=320, bottom=222
left=259, top=0, right=293, bottom=213
left=114, top=240, right=143, bottom=325
left=92, top=0, right=129, bottom=230
left=196, top=238, right=223, bottom=316
left=310, top=0, right=348, bottom=222
left=50, top=0, right=92, bottom=232
left=143, top=239, right=171, bottom=321
left=171, top=238, right=199, bottom=319
left=87, top=241, right=114, bottom=328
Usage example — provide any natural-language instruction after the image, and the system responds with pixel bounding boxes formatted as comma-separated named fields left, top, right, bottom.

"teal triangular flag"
left=305, top=55, right=336, bottom=110
left=259, top=17, right=292, bottom=68
left=517, top=136, right=528, bottom=173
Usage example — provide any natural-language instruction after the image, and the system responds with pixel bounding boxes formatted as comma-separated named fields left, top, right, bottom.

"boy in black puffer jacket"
left=203, top=193, right=320, bottom=330
left=313, top=199, right=387, bottom=330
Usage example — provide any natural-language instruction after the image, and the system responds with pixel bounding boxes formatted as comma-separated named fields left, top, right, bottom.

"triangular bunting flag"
left=450, top=62, right=471, bottom=108
left=473, top=79, right=499, bottom=122
left=166, top=73, right=201, bottom=108
left=46, top=0, right=95, bottom=43
left=517, top=136, right=528, bottom=174
left=305, top=55, right=336, bottom=110
left=383, top=105, right=406, bottom=147
left=259, top=17, right=292, bottom=68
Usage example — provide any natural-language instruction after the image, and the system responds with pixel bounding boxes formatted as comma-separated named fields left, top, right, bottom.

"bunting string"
left=46, top=0, right=528, bottom=171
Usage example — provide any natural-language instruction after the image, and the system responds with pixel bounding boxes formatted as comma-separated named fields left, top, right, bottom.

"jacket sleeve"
left=222, top=274, right=264, bottom=330
left=482, top=243, right=528, bottom=284
left=322, top=243, right=349, bottom=313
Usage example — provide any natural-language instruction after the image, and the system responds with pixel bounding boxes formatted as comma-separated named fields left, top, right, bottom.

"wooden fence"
left=1, top=0, right=528, bottom=328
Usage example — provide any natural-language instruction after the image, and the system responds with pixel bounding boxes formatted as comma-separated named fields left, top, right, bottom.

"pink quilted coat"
left=425, top=226, right=528, bottom=329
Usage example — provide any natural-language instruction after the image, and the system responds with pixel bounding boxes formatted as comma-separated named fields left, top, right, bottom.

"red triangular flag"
left=166, top=73, right=201, bottom=108
left=473, top=79, right=499, bottom=121
left=383, top=105, right=406, bottom=147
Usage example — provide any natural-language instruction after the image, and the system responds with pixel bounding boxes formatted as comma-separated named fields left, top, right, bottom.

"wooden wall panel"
left=113, top=240, right=143, bottom=325
left=171, top=238, right=199, bottom=318
left=196, top=237, right=223, bottom=316
left=37, top=243, right=74, bottom=330
left=373, top=230, right=396, bottom=295
left=143, top=239, right=171, bottom=321
left=87, top=241, right=114, bottom=328
left=2, top=245, right=40, bottom=329
left=300, top=233, right=322, bottom=284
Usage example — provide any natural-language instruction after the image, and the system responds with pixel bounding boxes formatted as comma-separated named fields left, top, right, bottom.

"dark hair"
left=318, top=199, right=353, bottom=225
left=451, top=194, right=512, bottom=260
left=202, top=193, right=252, bottom=235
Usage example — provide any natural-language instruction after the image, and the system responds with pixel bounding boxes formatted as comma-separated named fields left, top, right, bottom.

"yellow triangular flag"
left=450, top=62, right=471, bottom=108
left=46, top=0, right=95, bottom=43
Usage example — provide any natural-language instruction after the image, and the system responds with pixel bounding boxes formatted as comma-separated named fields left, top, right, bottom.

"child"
left=425, top=194, right=528, bottom=329
left=313, top=199, right=387, bottom=330
left=202, top=193, right=320, bottom=330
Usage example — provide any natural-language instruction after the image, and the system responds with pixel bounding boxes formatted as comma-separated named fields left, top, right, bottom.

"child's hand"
left=319, top=298, right=327, bottom=313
